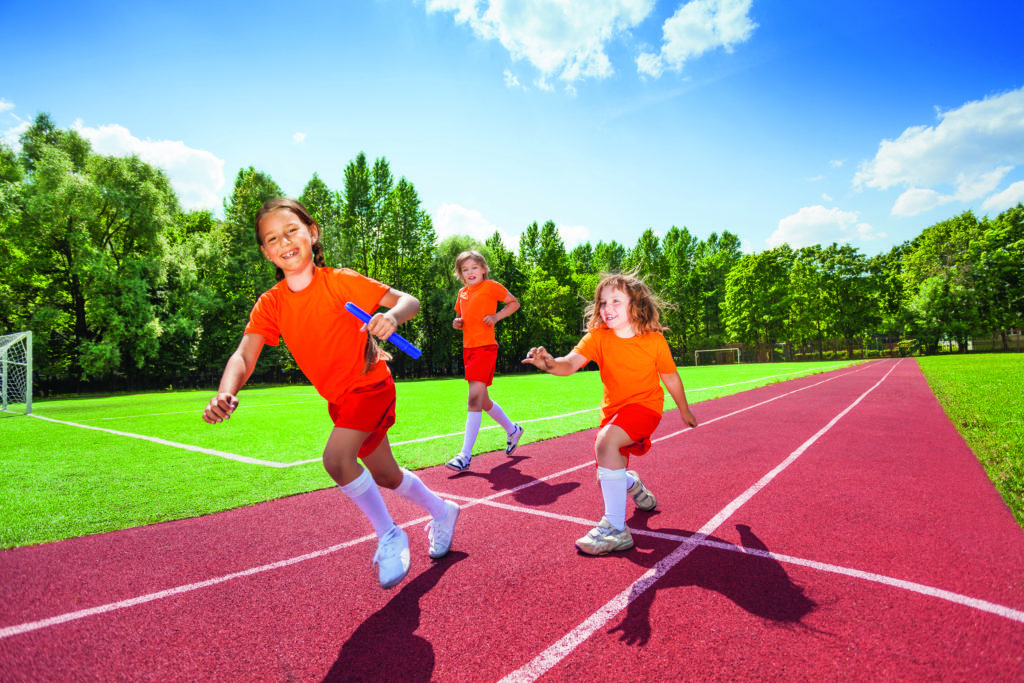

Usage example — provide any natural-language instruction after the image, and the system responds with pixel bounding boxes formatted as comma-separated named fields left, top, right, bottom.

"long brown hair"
left=254, top=197, right=389, bottom=374
left=583, top=272, right=668, bottom=334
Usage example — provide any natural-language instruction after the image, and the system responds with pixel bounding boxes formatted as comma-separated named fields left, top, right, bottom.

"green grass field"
left=0, top=361, right=854, bottom=549
left=917, top=353, right=1024, bottom=527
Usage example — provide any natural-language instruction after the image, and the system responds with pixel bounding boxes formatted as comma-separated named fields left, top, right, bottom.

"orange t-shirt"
left=245, top=267, right=391, bottom=403
left=573, top=327, right=677, bottom=421
left=455, top=280, right=509, bottom=348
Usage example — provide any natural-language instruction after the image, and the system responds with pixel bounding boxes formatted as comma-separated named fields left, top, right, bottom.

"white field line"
left=28, top=363, right=856, bottom=468
left=4, top=360, right=1021, bottom=644
left=497, top=360, right=907, bottom=683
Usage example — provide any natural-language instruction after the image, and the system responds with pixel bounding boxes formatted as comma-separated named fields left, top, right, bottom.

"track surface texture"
left=2, top=359, right=1023, bottom=681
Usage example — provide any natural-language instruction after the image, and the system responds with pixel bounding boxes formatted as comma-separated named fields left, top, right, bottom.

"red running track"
left=1, top=359, right=1023, bottom=681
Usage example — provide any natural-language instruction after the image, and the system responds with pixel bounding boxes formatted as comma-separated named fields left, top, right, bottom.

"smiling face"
left=257, top=209, right=319, bottom=278
left=459, top=258, right=487, bottom=285
left=598, top=285, right=633, bottom=335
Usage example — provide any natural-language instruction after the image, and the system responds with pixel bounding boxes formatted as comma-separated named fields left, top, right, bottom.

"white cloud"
left=558, top=222, right=591, bottom=248
left=982, top=180, right=1024, bottom=212
left=427, top=0, right=654, bottom=87
left=503, top=69, right=524, bottom=89
left=829, top=159, right=844, bottom=168
left=635, top=51, right=664, bottom=78
left=821, top=193, right=832, bottom=202
left=0, top=99, right=14, bottom=114
left=650, top=0, right=756, bottom=74
left=71, top=120, right=225, bottom=211
left=292, top=132, right=306, bottom=144
left=434, top=202, right=517, bottom=248
left=768, top=205, right=867, bottom=248
left=891, top=188, right=954, bottom=216
left=854, top=86, right=1024, bottom=214
left=3, top=121, right=30, bottom=149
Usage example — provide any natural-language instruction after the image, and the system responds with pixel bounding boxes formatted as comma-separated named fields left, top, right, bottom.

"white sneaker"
left=575, top=517, right=634, bottom=556
left=426, top=499, right=461, bottom=559
left=505, top=424, right=524, bottom=455
left=446, top=452, right=472, bottom=472
left=626, top=470, right=657, bottom=511
left=373, top=525, right=410, bottom=589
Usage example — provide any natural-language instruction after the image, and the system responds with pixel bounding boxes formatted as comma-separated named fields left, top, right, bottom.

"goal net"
left=694, top=347, right=740, bottom=366
left=1, top=331, right=32, bottom=414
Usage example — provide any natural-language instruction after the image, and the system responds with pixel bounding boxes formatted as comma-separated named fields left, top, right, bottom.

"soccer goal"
left=694, top=347, right=740, bottom=366
left=1, top=331, right=32, bottom=414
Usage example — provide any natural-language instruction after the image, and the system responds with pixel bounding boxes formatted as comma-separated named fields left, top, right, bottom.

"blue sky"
left=3, top=0, right=1023, bottom=256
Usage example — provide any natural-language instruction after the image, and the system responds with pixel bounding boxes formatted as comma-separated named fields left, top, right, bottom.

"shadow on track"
left=449, top=455, right=581, bottom=506
left=609, top=519, right=819, bottom=647
left=322, top=551, right=469, bottom=682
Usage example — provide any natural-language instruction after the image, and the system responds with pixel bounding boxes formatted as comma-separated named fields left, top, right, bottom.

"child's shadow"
left=321, top=551, right=468, bottom=682
left=609, top=520, right=819, bottom=647
left=453, top=455, right=581, bottom=506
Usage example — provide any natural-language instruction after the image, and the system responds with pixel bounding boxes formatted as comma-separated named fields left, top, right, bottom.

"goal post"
left=1, top=331, right=32, bottom=414
left=694, top=347, right=741, bottom=366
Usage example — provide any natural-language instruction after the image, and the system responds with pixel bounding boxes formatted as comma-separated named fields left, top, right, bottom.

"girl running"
left=203, top=198, right=460, bottom=590
left=446, top=250, right=524, bottom=472
left=522, top=272, right=698, bottom=555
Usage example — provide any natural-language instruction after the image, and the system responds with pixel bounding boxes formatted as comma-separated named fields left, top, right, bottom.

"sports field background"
left=1, top=361, right=857, bottom=549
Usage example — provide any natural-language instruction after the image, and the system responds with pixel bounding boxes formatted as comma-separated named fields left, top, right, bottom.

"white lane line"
left=0, top=363, right=880, bottom=640
left=498, top=360, right=904, bottom=683
left=444, top=494, right=1024, bottom=625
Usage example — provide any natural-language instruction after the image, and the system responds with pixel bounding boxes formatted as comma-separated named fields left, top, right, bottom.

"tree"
left=723, top=246, right=794, bottom=361
left=299, top=173, right=343, bottom=267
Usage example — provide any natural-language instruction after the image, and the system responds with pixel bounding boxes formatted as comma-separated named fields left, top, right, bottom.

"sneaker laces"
left=373, top=527, right=402, bottom=564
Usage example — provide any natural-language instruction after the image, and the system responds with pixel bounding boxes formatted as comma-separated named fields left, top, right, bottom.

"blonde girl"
left=446, top=250, right=524, bottom=472
left=522, top=273, right=698, bottom=555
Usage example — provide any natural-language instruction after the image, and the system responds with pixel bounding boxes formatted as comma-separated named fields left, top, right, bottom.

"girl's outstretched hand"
left=522, top=346, right=554, bottom=371
left=203, top=392, right=239, bottom=424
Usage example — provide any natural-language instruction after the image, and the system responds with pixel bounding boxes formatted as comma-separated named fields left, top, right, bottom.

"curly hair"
left=583, top=272, right=668, bottom=335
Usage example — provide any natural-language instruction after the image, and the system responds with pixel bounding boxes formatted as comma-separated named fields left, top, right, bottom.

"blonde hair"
left=454, top=250, right=489, bottom=284
left=584, top=272, right=668, bottom=334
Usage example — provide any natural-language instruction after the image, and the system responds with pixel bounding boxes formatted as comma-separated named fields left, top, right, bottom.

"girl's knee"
left=371, top=469, right=403, bottom=489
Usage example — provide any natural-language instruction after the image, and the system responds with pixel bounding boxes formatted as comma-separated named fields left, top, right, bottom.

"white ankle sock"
left=394, top=468, right=448, bottom=519
left=486, top=401, right=515, bottom=432
left=338, top=468, right=394, bottom=538
left=598, top=466, right=628, bottom=531
left=460, top=411, right=482, bottom=457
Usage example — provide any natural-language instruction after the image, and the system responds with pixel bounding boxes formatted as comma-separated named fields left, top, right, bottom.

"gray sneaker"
left=575, top=517, right=634, bottom=555
left=373, top=525, right=410, bottom=589
left=446, top=453, right=471, bottom=472
left=426, top=499, right=461, bottom=559
left=626, top=470, right=657, bottom=511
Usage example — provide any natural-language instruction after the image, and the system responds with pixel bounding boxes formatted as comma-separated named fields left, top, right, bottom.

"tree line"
left=1, top=114, right=1021, bottom=396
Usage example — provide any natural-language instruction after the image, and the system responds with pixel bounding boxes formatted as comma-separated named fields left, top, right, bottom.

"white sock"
left=338, top=468, right=394, bottom=538
left=486, top=401, right=515, bottom=432
left=626, top=473, right=636, bottom=489
left=598, top=466, right=628, bottom=531
left=394, top=468, right=448, bottom=519
left=460, top=411, right=482, bottom=457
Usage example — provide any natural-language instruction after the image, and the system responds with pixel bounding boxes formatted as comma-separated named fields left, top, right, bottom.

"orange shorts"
left=599, top=404, right=662, bottom=463
left=463, top=344, right=498, bottom=386
left=328, top=377, right=397, bottom=457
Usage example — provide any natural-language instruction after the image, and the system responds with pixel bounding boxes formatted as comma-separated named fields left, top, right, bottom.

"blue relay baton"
left=344, top=302, right=422, bottom=360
